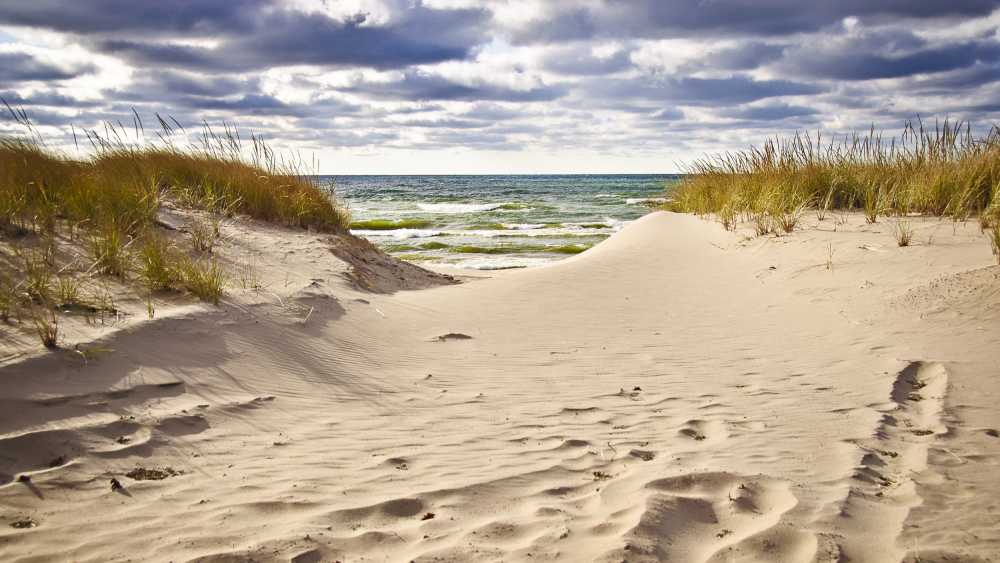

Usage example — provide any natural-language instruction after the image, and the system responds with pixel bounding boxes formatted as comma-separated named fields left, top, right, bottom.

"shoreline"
left=1, top=211, right=998, bottom=561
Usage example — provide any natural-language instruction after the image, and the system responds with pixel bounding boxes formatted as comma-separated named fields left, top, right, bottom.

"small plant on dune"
left=826, top=242, right=835, bottom=271
left=718, top=202, right=737, bottom=231
left=188, top=218, right=216, bottom=254
left=894, top=220, right=915, bottom=247
left=87, top=283, right=119, bottom=325
left=19, top=248, right=53, bottom=303
left=89, top=222, right=132, bottom=278
left=31, top=308, right=58, bottom=348
left=236, top=254, right=261, bottom=290
left=775, top=195, right=810, bottom=234
left=862, top=185, right=884, bottom=224
left=55, top=274, right=81, bottom=305
left=0, top=273, right=19, bottom=322
left=177, top=256, right=226, bottom=305
left=753, top=213, right=772, bottom=236
left=136, top=231, right=178, bottom=291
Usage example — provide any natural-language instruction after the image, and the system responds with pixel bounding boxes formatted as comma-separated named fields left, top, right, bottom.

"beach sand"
left=1, top=210, right=998, bottom=562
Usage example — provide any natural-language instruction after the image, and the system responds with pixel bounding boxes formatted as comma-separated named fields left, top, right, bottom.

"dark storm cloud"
left=906, top=62, right=1000, bottom=91
left=3, top=2, right=489, bottom=72
left=133, top=70, right=256, bottom=99
left=779, top=29, right=1000, bottom=80
left=588, top=75, right=823, bottom=106
left=0, top=0, right=262, bottom=34
left=0, top=52, right=96, bottom=82
left=343, top=71, right=567, bottom=102
left=0, top=90, right=100, bottom=108
left=509, top=0, right=1000, bottom=42
left=718, top=103, right=819, bottom=121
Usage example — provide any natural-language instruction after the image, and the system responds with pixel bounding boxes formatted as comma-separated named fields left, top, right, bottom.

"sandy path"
left=1, top=212, right=998, bottom=562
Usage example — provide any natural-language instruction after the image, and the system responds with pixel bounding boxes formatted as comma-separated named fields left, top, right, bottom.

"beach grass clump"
left=235, top=254, right=261, bottom=291
left=894, top=220, right=915, bottom=247
left=187, top=218, right=217, bottom=254
left=669, top=120, right=1000, bottom=236
left=30, top=308, right=58, bottom=348
left=136, top=232, right=180, bottom=291
left=89, top=221, right=132, bottom=278
left=176, top=256, right=226, bottom=305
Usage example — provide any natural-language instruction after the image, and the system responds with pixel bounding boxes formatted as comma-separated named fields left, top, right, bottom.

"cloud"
left=540, top=45, right=634, bottom=76
left=507, top=1, right=1000, bottom=42
left=0, top=0, right=263, bottom=34
left=0, top=90, right=101, bottom=108
left=778, top=28, right=1000, bottom=80
left=343, top=71, right=567, bottom=102
left=587, top=74, right=823, bottom=106
left=717, top=102, right=819, bottom=121
left=698, top=42, right=786, bottom=71
left=0, top=52, right=96, bottom=82
left=7, top=2, right=490, bottom=72
left=1, top=0, right=998, bottom=171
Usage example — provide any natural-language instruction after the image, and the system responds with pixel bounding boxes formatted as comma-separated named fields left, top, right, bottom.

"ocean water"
left=316, top=175, right=679, bottom=270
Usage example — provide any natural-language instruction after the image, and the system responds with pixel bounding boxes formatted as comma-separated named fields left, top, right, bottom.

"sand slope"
left=1, top=211, right=998, bottom=562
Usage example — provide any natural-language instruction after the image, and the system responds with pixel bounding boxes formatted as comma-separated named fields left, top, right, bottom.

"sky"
left=0, top=0, right=998, bottom=174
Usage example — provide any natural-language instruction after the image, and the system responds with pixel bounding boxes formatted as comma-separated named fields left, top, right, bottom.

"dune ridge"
left=1, top=211, right=998, bottom=562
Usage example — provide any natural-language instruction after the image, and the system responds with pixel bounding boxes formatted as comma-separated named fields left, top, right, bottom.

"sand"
left=1, top=210, right=998, bottom=562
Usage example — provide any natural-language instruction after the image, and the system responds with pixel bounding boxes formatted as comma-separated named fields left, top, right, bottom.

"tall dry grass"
left=1, top=107, right=349, bottom=237
left=668, top=120, right=1000, bottom=234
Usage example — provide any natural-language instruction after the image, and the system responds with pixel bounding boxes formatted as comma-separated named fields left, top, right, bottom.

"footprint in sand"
left=433, top=333, right=473, bottom=342
left=678, top=419, right=728, bottom=443
left=609, top=472, right=801, bottom=562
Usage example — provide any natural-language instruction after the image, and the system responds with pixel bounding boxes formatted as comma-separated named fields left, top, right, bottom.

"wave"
left=350, top=218, right=433, bottom=230
left=625, top=197, right=667, bottom=205
left=352, top=228, right=443, bottom=239
left=445, top=256, right=557, bottom=270
left=449, top=243, right=592, bottom=255
left=416, top=202, right=504, bottom=213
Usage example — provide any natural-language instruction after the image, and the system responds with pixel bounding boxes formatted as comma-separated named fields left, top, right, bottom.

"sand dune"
left=1, top=211, right=998, bottom=562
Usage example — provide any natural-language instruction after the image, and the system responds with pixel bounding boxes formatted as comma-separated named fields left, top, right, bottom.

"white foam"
left=502, top=223, right=546, bottom=230
left=625, top=197, right=667, bottom=205
left=416, top=202, right=504, bottom=213
left=440, top=255, right=558, bottom=270
left=352, top=229, right=443, bottom=240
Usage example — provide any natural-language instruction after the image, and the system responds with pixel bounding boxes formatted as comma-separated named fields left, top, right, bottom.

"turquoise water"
left=317, top=175, right=679, bottom=269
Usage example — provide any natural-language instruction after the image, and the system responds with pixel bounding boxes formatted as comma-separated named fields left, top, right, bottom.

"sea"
left=315, top=175, right=680, bottom=270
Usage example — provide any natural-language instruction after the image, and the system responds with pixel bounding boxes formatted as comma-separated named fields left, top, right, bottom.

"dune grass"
left=1, top=104, right=349, bottom=347
left=1, top=112, right=349, bottom=238
left=668, top=120, right=1000, bottom=238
